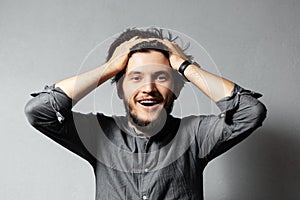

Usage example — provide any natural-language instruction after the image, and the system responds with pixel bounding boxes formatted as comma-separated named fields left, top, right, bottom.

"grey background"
left=1, top=0, right=299, bottom=199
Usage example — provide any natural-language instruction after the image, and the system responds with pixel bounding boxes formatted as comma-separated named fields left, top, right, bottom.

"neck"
left=127, top=115, right=169, bottom=137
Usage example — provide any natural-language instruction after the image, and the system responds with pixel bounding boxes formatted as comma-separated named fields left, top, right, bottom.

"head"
left=108, top=28, right=191, bottom=129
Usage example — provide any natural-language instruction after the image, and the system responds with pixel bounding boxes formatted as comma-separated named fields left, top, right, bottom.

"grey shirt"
left=25, top=84, right=267, bottom=200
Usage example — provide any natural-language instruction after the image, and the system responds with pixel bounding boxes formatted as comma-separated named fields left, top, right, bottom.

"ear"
left=116, top=82, right=124, bottom=99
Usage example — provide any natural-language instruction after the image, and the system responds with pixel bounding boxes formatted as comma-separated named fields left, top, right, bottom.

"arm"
left=55, top=63, right=116, bottom=101
left=198, top=85, right=267, bottom=161
left=25, top=36, right=143, bottom=123
left=163, top=40, right=267, bottom=161
left=162, top=40, right=234, bottom=102
left=24, top=37, right=143, bottom=161
left=181, top=64, right=234, bottom=102
left=55, top=36, right=141, bottom=101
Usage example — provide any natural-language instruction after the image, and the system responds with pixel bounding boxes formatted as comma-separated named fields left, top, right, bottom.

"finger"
left=128, top=36, right=139, bottom=42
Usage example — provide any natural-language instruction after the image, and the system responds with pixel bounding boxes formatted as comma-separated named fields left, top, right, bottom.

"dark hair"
left=108, top=27, right=192, bottom=98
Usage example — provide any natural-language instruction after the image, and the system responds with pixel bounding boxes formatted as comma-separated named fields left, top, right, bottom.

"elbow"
left=248, top=101, right=267, bottom=129
left=24, top=98, right=41, bottom=126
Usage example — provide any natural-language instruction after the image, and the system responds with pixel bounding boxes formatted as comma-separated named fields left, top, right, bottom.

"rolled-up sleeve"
left=24, top=85, right=94, bottom=163
left=25, top=85, right=73, bottom=126
left=197, top=84, right=267, bottom=161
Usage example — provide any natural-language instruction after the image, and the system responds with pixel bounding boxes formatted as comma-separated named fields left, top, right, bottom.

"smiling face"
left=119, top=50, right=175, bottom=130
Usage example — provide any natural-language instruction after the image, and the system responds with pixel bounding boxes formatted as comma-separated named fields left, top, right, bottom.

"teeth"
left=140, top=100, right=157, bottom=104
left=139, top=100, right=159, bottom=106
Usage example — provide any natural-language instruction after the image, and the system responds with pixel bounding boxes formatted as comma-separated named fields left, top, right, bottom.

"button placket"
left=140, top=138, right=151, bottom=200
left=143, top=141, right=147, bottom=150
left=219, top=113, right=225, bottom=118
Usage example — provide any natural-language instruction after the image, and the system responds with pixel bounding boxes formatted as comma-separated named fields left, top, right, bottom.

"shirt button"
left=142, top=195, right=148, bottom=200
left=144, top=168, right=149, bottom=172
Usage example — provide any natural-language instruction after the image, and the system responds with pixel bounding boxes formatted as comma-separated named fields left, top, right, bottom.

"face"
left=120, top=50, right=175, bottom=128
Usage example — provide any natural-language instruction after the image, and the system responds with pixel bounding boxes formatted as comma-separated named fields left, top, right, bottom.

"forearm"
left=184, top=64, right=234, bottom=102
left=55, top=62, right=118, bottom=101
left=164, top=40, right=234, bottom=102
left=55, top=37, right=145, bottom=101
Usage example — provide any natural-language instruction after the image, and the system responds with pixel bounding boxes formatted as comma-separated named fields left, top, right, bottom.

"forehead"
left=126, top=50, right=170, bottom=73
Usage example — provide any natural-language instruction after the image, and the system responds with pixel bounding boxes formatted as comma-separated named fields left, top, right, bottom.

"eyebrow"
left=153, top=71, right=171, bottom=78
left=127, top=68, right=171, bottom=76
left=127, top=71, right=142, bottom=77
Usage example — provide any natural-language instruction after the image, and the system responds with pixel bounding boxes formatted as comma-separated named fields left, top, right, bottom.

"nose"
left=141, top=79, right=157, bottom=93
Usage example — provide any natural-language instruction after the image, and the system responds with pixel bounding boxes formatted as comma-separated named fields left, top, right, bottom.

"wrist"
left=169, top=56, right=185, bottom=71
left=106, top=60, right=125, bottom=74
left=178, top=60, right=192, bottom=81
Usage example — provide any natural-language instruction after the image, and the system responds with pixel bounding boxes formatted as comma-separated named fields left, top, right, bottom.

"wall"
left=1, top=0, right=299, bottom=199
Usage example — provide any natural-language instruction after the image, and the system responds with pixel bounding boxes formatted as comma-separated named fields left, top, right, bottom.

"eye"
left=156, top=74, right=168, bottom=82
left=131, top=75, right=142, bottom=81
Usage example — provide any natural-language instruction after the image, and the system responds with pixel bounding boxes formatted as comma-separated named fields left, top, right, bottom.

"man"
left=25, top=28, right=267, bottom=199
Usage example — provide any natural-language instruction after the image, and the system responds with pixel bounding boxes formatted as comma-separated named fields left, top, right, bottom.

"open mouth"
left=138, top=99, right=161, bottom=107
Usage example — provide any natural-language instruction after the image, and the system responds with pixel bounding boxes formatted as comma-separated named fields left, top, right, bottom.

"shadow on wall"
left=226, top=124, right=300, bottom=200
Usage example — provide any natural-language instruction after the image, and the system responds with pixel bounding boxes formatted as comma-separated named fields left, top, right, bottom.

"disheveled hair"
left=108, top=27, right=192, bottom=99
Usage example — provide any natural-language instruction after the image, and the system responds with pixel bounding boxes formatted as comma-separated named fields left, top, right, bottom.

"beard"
left=123, top=97, right=175, bottom=136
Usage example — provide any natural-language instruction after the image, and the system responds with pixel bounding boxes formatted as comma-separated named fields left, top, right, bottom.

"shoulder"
left=179, top=115, right=207, bottom=126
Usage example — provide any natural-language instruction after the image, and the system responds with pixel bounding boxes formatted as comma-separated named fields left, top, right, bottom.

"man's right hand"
left=107, top=36, right=142, bottom=72
left=54, top=37, right=150, bottom=101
